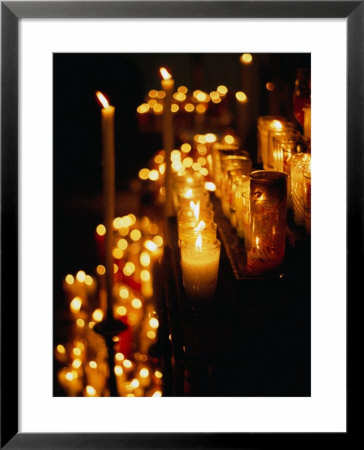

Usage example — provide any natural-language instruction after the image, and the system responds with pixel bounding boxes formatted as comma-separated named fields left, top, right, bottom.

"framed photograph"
left=1, top=1, right=359, bottom=448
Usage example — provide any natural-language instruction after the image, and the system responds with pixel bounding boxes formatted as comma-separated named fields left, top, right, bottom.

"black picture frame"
left=1, top=1, right=359, bottom=448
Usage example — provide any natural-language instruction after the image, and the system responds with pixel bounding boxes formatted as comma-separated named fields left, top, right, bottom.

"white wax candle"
left=160, top=67, right=175, bottom=216
left=96, top=91, right=115, bottom=317
left=181, top=237, right=220, bottom=300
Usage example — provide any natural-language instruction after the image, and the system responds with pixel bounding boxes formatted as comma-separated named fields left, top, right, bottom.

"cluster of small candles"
left=56, top=214, right=165, bottom=397
left=137, top=84, right=231, bottom=116
left=213, top=112, right=311, bottom=275
left=174, top=176, right=221, bottom=300
left=56, top=55, right=311, bottom=395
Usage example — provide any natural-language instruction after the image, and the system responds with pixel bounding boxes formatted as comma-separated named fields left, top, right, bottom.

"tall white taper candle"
left=96, top=91, right=115, bottom=318
left=160, top=67, right=175, bottom=217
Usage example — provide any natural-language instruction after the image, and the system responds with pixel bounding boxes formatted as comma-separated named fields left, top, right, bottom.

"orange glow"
left=160, top=67, right=172, bottom=80
left=57, top=344, right=66, bottom=354
left=181, top=143, right=192, bottom=153
left=241, top=53, right=253, bottom=64
left=65, top=274, right=74, bottom=285
left=153, top=235, right=163, bottom=247
left=236, top=91, right=248, bottom=103
left=116, top=306, right=127, bottom=316
left=96, top=91, right=110, bottom=108
left=96, top=224, right=106, bottom=236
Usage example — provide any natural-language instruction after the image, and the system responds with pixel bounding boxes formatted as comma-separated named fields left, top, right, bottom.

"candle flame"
left=185, top=188, right=193, bottom=199
left=272, top=120, right=283, bottom=130
left=194, top=220, right=205, bottom=233
left=145, top=240, right=158, bottom=252
left=160, top=67, right=172, bottom=80
left=196, top=234, right=202, bottom=251
left=190, top=200, right=200, bottom=221
left=96, top=91, right=110, bottom=108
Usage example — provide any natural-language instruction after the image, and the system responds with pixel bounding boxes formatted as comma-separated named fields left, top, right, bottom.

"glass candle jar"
left=172, top=171, right=205, bottom=211
left=177, top=204, right=214, bottom=225
left=257, top=116, right=286, bottom=169
left=290, top=153, right=311, bottom=226
left=272, top=130, right=301, bottom=173
left=303, top=161, right=311, bottom=234
left=267, top=122, right=296, bottom=170
left=180, top=238, right=221, bottom=300
left=227, top=169, right=248, bottom=227
left=177, top=189, right=210, bottom=210
left=221, top=154, right=252, bottom=218
left=212, top=144, right=248, bottom=197
left=245, top=170, right=287, bottom=276
left=303, top=105, right=311, bottom=138
left=178, top=219, right=217, bottom=246
left=233, top=175, right=250, bottom=239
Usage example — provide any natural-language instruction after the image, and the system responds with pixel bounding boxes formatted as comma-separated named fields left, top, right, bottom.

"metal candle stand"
left=94, top=315, right=127, bottom=397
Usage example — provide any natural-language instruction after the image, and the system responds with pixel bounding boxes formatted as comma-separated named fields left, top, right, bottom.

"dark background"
left=53, top=53, right=310, bottom=394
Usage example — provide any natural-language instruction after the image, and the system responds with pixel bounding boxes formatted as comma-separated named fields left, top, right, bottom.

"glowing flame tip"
left=160, top=67, right=172, bottom=80
left=96, top=91, right=109, bottom=108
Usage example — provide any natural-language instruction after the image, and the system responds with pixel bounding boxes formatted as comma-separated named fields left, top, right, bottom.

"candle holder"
left=178, top=220, right=217, bottom=246
left=272, top=129, right=301, bottom=173
left=291, top=153, right=311, bottom=226
left=180, top=238, right=221, bottom=301
left=220, top=154, right=252, bottom=218
left=233, top=175, right=250, bottom=239
left=177, top=204, right=214, bottom=224
left=257, top=115, right=286, bottom=168
left=226, top=168, right=250, bottom=226
left=245, top=171, right=287, bottom=276
left=267, top=122, right=296, bottom=170
left=211, top=144, right=247, bottom=197
left=172, top=171, right=205, bottom=211
left=177, top=190, right=210, bottom=210
left=94, top=316, right=128, bottom=397
left=303, top=161, right=311, bottom=234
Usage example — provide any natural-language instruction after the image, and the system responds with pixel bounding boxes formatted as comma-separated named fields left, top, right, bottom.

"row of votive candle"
left=173, top=171, right=221, bottom=300
left=258, top=116, right=311, bottom=233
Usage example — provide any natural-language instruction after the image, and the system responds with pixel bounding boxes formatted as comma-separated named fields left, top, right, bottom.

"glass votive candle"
left=245, top=171, right=287, bottom=276
left=233, top=175, right=250, bottom=239
left=272, top=130, right=301, bottom=173
left=180, top=237, right=221, bottom=300
left=267, top=122, right=296, bottom=170
left=303, top=161, right=311, bottom=234
left=177, top=189, right=210, bottom=210
left=227, top=169, right=248, bottom=227
left=221, top=155, right=252, bottom=218
left=213, top=145, right=249, bottom=197
left=178, top=220, right=217, bottom=246
left=177, top=205, right=214, bottom=225
left=172, top=171, right=205, bottom=210
left=290, top=153, right=311, bottom=226
left=257, top=116, right=286, bottom=169
left=303, top=105, right=311, bottom=138
left=211, top=143, right=238, bottom=193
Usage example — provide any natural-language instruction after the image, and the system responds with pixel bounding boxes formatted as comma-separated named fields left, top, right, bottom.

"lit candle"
left=180, top=235, right=221, bottom=300
left=96, top=91, right=115, bottom=318
left=160, top=67, right=175, bottom=216
left=57, top=367, right=82, bottom=397
left=257, top=116, right=286, bottom=169
left=303, top=106, right=311, bottom=138
left=84, top=360, right=108, bottom=396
